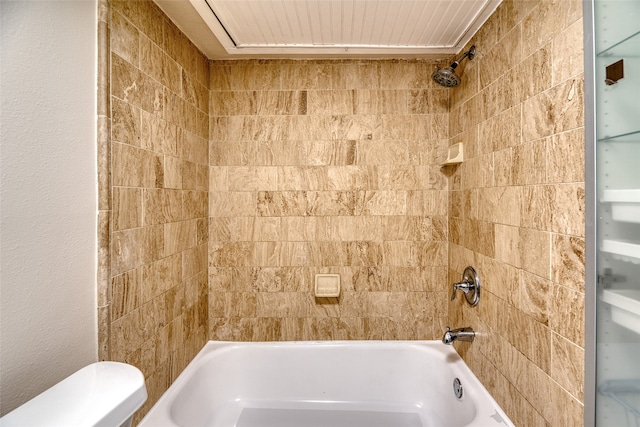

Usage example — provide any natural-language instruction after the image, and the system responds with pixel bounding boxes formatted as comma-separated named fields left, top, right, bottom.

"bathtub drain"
left=453, top=378, right=463, bottom=399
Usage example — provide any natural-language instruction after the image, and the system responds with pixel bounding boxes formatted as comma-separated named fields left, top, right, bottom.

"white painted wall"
left=0, top=0, right=98, bottom=416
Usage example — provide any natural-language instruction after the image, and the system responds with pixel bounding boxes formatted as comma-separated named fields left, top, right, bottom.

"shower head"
left=432, top=45, right=476, bottom=88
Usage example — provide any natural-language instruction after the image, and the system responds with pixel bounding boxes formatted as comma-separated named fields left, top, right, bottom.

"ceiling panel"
left=154, top=0, right=502, bottom=58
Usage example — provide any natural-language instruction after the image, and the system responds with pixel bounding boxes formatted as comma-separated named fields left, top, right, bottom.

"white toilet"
left=0, top=362, right=147, bottom=427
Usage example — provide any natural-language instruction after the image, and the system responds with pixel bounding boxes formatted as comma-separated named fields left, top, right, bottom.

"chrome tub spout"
left=442, top=327, right=475, bottom=345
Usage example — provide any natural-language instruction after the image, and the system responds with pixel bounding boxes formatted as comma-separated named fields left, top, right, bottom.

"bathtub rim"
left=139, top=340, right=514, bottom=427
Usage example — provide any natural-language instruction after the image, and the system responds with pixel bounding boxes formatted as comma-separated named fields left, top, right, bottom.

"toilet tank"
left=0, top=362, right=147, bottom=427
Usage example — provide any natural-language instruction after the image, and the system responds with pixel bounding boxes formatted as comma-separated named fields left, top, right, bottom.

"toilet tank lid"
left=0, top=362, right=147, bottom=427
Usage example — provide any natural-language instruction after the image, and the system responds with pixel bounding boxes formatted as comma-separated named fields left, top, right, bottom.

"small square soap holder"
left=314, top=274, right=340, bottom=298
left=442, top=142, right=463, bottom=165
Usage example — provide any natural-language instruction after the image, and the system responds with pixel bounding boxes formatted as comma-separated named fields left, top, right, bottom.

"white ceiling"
left=154, top=0, right=502, bottom=59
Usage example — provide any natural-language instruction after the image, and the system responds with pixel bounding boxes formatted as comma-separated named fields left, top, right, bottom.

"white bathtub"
left=139, top=341, right=514, bottom=427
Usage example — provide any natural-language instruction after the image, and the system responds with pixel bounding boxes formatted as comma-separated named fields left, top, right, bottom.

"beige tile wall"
left=96, top=0, right=588, bottom=424
left=100, top=0, right=210, bottom=420
left=208, top=60, right=452, bottom=341
left=447, top=0, right=586, bottom=425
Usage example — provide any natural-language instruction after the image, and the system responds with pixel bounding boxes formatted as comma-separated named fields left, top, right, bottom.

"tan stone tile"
left=256, top=191, right=305, bottom=217
left=493, top=148, right=513, bottom=186
left=140, top=35, right=180, bottom=94
left=281, top=217, right=316, bottom=241
left=111, top=12, right=139, bottom=66
left=180, top=68, right=201, bottom=110
left=209, top=241, right=254, bottom=267
left=431, top=114, right=449, bottom=140
left=164, top=219, right=196, bottom=256
left=465, top=219, right=495, bottom=258
left=551, top=332, right=584, bottom=401
left=547, top=128, right=584, bottom=183
left=112, top=97, right=141, bottom=146
left=522, top=0, right=582, bottom=55
left=260, top=91, right=307, bottom=115
left=210, top=191, right=256, bottom=217
left=327, top=166, right=370, bottom=191
left=515, top=44, right=552, bottom=102
left=449, top=217, right=463, bottom=247
left=141, top=254, right=181, bottom=303
left=551, top=235, right=585, bottom=292
left=256, top=292, right=307, bottom=318
left=381, top=115, right=429, bottom=140
left=183, top=244, right=207, bottom=280
left=518, top=269, right=551, bottom=326
left=543, top=378, right=584, bottom=425
left=550, top=183, right=585, bottom=237
left=111, top=53, right=164, bottom=114
left=196, top=164, right=209, bottom=191
left=481, top=72, right=518, bottom=121
left=278, top=166, right=326, bottom=191
left=479, top=24, right=522, bottom=90
left=550, top=284, right=584, bottom=347
left=449, top=62, right=478, bottom=110
left=478, top=257, right=519, bottom=307
left=496, top=1, right=537, bottom=41
left=519, top=185, right=551, bottom=231
left=111, top=228, right=145, bottom=276
left=248, top=61, right=287, bottom=90
left=113, top=187, right=142, bottom=231
left=210, top=90, right=257, bottom=117
left=280, top=62, right=331, bottom=90
left=140, top=111, right=176, bottom=155
left=363, top=191, right=407, bottom=215
left=513, top=139, right=546, bottom=185
left=308, top=89, right=354, bottom=115
left=210, top=64, right=232, bottom=91
left=380, top=61, right=430, bottom=89
left=226, top=166, right=278, bottom=191
left=182, top=161, right=197, bottom=190
left=211, top=292, right=258, bottom=318
left=163, top=156, right=182, bottom=189
left=166, top=91, right=198, bottom=134
left=494, top=224, right=521, bottom=268
left=479, top=186, right=521, bottom=227
left=143, top=189, right=182, bottom=225
left=483, top=105, right=521, bottom=152
left=552, top=19, right=584, bottom=85
left=383, top=216, right=431, bottom=242
left=355, top=140, right=409, bottom=165
left=182, top=131, right=208, bottom=165
left=519, top=228, right=551, bottom=279
left=112, top=268, right=142, bottom=321
left=332, top=62, right=381, bottom=90
left=408, top=89, right=449, bottom=115
left=110, top=306, right=145, bottom=361
left=522, top=77, right=584, bottom=142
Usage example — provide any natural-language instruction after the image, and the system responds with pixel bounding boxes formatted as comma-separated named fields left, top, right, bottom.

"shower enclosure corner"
left=584, top=0, right=640, bottom=426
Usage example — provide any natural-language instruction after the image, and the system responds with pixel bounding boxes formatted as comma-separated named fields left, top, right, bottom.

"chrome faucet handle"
left=451, top=280, right=474, bottom=300
left=450, top=266, right=481, bottom=306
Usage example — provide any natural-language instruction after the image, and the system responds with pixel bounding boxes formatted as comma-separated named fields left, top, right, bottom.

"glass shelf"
left=602, top=189, right=640, bottom=223
left=598, top=129, right=640, bottom=142
left=597, top=31, right=640, bottom=57
left=602, top=239, right=640, bottom=264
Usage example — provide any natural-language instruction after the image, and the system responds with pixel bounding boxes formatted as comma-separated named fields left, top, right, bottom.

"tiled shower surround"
left=101, top=0, right=210, bottom=418
left=99, top=0, right=585, bottom=425
left=207, top=60, right=450, bottom=341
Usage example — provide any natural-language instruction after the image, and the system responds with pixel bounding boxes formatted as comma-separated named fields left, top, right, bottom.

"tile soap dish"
left=442, top=143, right=463, bottom=165
left=314, top=274, right=340, bottom=298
